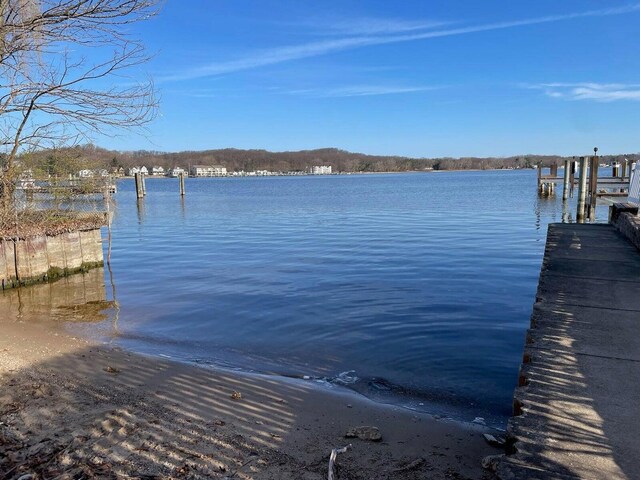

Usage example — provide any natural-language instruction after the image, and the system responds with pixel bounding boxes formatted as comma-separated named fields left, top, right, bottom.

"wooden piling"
left=570, top=158, right=576, bottom=198
left=537, top=163, right=542, bottom=192
left=179, top=172, right=185, bottom=196
left=134, top=173, right=144, bottom=199
left=141, top=173, right=147, bottom=196
left=612, top=162, right=619, bottom=177
left=576, top=156, right=588, bottom=223
left=562, top=158, right=570, bottom=200
left=136, top=198, right=145, bottom=223
left=550, top=164, right=558, bottom=177
left=588, top=154, right=599, bottom=221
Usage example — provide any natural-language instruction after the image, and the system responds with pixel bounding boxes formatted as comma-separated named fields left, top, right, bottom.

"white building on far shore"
left=190, top=165, right=227, bottom=177
left=127, top=166, right=149, bottom=176
left=168, top=167, right=188, bottom=177
left=311, top=165, right=332, bottom=175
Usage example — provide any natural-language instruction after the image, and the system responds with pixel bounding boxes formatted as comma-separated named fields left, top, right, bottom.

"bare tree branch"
left=0, top=0, right=159, bottom=206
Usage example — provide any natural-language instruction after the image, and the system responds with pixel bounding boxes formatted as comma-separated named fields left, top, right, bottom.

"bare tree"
left=0, top=0, right=159, bottom=207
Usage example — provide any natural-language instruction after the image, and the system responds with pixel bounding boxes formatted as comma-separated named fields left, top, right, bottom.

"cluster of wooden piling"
left=568, top=152, right=605, bottom=222
left=537, top=150, right=633, bottom=223
left=575, top=155, right=595, bottom=222
left=538, top=181, right=556, bottom=195
left=537, top=164, right=559, bottom=196
left=134, top=172, right=186, bottom=198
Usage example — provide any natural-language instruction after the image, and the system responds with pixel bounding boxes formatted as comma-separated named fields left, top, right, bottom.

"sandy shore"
left=0, top=319, right=499, bottom=479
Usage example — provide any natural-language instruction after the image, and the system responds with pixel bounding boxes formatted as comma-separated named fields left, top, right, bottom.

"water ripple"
left=78, top=170, right=611, bottom=426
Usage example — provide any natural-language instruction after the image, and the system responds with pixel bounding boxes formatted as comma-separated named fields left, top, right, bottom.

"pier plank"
left=536, top=276, right=640, bottom=311
left=529, top=305, right=640, bottom=362
left=541, top=257, right=640, bottom=281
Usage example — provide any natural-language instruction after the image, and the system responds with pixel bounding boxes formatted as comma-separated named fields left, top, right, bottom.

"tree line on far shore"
left=19, top=145, right=640, bottom=174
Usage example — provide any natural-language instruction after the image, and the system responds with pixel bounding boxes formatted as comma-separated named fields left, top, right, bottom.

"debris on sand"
left=345, top=426, right=382, bottom=442
left=482, top=454, right=505, bottom=471
left=328, top=444, right=351, bottom=480
left=483, top=433, right=506, bottom=447
left=392, top=458, right=425, bottom=473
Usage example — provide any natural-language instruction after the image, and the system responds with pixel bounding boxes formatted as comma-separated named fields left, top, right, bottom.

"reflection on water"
left=561, top=201, right=574, bottom=224
left=1, top=170, right=616, bottom=427
left=108, top=171, right=615, bottom=425
left=136, top=198, right=146, bottom=224
left=0, top=268, right=112, bottom=324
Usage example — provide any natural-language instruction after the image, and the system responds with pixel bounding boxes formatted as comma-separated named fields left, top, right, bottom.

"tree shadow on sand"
left=0, top=271, right=494, bottom=480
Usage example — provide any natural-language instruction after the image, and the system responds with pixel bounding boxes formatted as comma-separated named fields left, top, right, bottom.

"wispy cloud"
left=301, top=17, right=450, bottom=36
left=158, top=36, right=405, bottom=82
left=287, top=85, right=440, bottom=98
left=528, top=83, right=640, bottom=101
left=163, top=88, right=225, bottom=99
left=159, top=4, right=640, bottom=83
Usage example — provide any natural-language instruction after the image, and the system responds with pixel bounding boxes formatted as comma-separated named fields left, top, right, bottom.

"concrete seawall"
left=498, top=223, right=640, bottom=479
left=611, top=211, right=640, bottom=251
left=0, top=229, right=104, bottom=289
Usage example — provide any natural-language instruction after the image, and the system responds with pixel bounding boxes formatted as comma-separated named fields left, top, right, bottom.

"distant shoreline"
left=118, top=167, right=536, bottom=180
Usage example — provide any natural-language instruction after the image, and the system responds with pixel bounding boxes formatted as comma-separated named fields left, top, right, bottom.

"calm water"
left=7, top=169, right=614, bottom=426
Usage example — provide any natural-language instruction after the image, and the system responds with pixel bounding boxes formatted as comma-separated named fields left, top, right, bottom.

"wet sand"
left=0, top=318, right=499, bottom=479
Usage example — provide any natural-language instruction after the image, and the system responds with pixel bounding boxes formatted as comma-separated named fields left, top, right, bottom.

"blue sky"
left=108, top=1, right=640, bottom=157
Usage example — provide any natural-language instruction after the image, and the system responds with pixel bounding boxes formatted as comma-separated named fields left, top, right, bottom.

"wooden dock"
left=537, top=158, right=635, bottom=222
left=538, top=176, right=630, bottom=185
left=498, top=223, right=640, bottom=480
left=19, top=178, right=117, bottom=195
